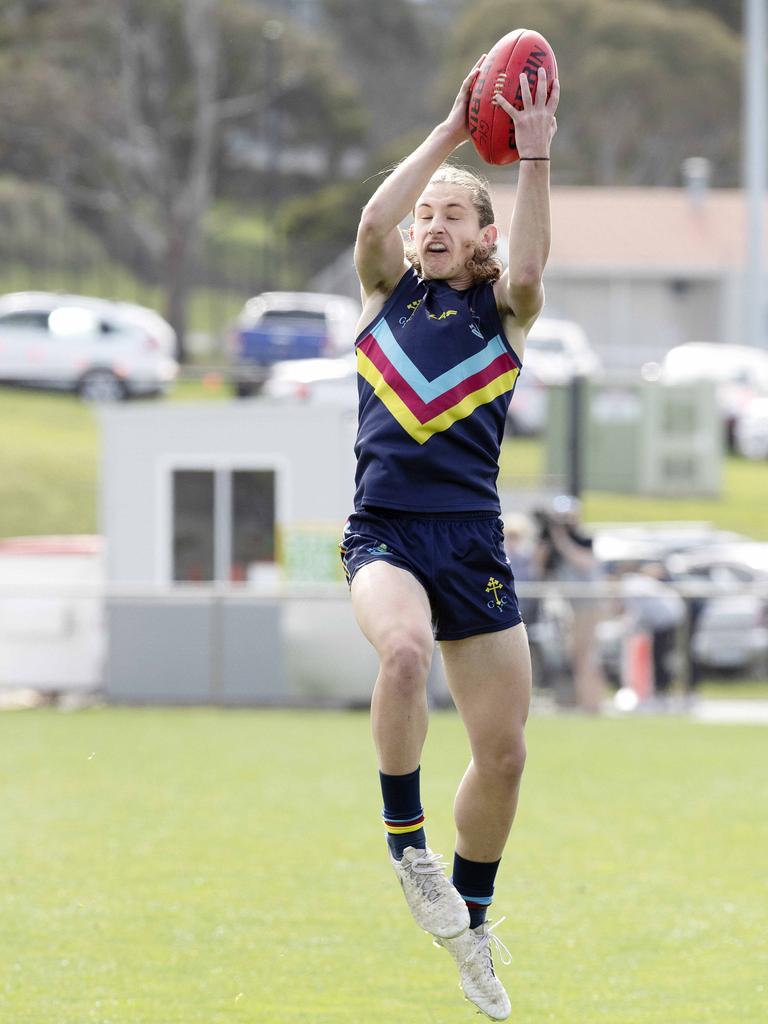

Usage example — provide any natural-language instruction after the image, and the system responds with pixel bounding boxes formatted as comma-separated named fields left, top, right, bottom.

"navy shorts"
left=339, top=507, right=523, bottom=642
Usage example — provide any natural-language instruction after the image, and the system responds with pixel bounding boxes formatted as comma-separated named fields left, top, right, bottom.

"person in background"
left=503, top=513, right=539, bottom=625
left=533, top=495, right=608, bottom=712
left=619, top=562, right=686, bottom=700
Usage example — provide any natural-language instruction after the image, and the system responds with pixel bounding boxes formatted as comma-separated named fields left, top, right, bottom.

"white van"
left=508, top=317, right=600, bottom=435
left=523, top=317, right=602, bottom=384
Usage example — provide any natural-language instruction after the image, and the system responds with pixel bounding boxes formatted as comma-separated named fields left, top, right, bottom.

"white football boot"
left=390, top=846, right=470, bottom=939
left=436, top=917, right=513, bottom=1021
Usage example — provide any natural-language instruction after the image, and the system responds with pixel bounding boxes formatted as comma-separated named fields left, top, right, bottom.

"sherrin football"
left=467, top=29, right=557, bottom=165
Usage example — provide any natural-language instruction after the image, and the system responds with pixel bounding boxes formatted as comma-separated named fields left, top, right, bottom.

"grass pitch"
left=1, top=707, right=766, bottom=1023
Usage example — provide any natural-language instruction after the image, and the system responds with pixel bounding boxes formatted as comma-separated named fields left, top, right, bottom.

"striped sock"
left=379, top=767, right=427, bottom=860
left=452, top=852, right=501, bottom=930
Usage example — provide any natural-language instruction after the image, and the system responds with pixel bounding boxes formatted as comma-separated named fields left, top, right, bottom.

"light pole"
left=745, top=0, right=767, bottom=348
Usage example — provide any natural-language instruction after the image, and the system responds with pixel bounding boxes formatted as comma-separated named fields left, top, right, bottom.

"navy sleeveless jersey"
left=353, top=266, right=522, bottom=513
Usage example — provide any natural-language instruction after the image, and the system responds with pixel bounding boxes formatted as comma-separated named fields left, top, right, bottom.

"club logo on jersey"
left=485, top=575, right=509, bottom=611
left=400, top=298, right=423, bottom=326
left=469, top=321, right=484, bottom=339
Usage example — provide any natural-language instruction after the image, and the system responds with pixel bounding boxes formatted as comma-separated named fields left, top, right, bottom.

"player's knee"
left=379, top=630, right=432, bottom=690
left=477, top=734, right=527, bottom=788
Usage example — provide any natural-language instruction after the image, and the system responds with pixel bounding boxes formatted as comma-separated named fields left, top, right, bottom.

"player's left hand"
left=492, top=66, right=559, bottom=159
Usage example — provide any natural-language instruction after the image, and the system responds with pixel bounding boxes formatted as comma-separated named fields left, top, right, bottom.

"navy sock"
left=379, top=767, right=426, bottom=859
left=452, top=852, right=501, bottom=929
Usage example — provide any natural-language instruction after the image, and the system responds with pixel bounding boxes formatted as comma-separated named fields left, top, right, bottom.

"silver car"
left=0, top=291, right=178, bottom=401
left=666, top=544, right=768, bottom=677
left=660, top=342, right=768, bottom=449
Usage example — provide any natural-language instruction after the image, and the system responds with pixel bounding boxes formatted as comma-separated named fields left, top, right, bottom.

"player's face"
left=411, top=183, right=495, bottom=285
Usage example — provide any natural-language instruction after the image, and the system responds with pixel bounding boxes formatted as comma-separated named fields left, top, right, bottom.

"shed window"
left=171, top=467, right=276, bottom=583
left=231, top=470, right=275, bottom=582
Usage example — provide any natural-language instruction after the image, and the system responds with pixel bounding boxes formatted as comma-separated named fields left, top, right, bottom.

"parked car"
left=506, top=362, right=548, bottom=436
left=658, top=342, right=768, bottom=449
left=523, top=316, right=602, bottom=385
left=0, top=291, right=178, bottom=401
left=261, top=352, right=358, bottom=408
left=230, top=291, right=360, bottom=397
left=591, top=525, right=753, bottom=684
left=689, top=594, right=768, bottom=677
left=665, top=544, right=768, bottom=677
left=506, top=317, right=601, bottom=435
left=593, top=523, right=746, bottom=574
left=734, top=396, right=768, bottom=460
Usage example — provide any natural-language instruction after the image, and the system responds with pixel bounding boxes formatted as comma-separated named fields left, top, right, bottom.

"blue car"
left=230, top=291, right=360, bottom=397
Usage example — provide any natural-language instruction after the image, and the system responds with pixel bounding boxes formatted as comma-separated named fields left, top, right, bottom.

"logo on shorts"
left=366, top=541, right=390, bottom=556
left=485, top=575, right=509, bottom=612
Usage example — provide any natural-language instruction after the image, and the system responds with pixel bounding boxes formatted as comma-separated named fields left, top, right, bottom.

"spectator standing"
left=619, top=563, right=686, bottom=698
left=533, top=495, right=608, bottom=712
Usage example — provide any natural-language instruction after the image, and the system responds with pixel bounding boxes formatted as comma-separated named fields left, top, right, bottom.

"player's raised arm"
left=492, top=66, right=559, bottom=327
left=354, top=57, right=485, bottom=302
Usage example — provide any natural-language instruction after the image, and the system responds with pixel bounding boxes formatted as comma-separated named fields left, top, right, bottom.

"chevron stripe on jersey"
left=357, top=320, right=520, bottom=445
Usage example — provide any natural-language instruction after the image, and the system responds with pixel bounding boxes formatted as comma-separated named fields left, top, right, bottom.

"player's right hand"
left=443, top=55, right=486, bottom=146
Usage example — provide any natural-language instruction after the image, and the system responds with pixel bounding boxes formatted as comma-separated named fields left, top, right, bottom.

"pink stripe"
left=360, top=335, right=428, bottom=420
left=360, top=334, right=518, bottom=423
left=384, top=814, right=425, bottom=828
left=421, top=353, right=518, bottom=417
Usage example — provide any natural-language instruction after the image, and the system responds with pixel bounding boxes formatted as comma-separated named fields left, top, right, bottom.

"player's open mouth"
left=426, top=243, right=448, bottom=253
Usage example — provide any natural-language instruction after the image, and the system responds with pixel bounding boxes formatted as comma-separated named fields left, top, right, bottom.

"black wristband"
left=519, top=156, right=550, bottom=161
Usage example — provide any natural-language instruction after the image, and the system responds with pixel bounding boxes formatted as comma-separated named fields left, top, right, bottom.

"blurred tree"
left=279, top=128, right=428, bottom=276
left=0, top=0, right=365, bottom=358
left=438, top=0, right=742, bottom=187
left=664, top=1, right=741, bottom=33
left=0, top=175, right=110, bottom=267
left=320, top=0, right=435, bottom=150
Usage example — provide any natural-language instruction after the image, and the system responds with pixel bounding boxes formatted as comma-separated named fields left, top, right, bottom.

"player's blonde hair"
left=405, top=164, right=503, bottom=285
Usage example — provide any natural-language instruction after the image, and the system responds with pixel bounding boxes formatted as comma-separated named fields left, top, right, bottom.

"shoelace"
left=465, top=917, right=513, bottom=969
left=406, top=850, right=450, bottom=901
left=409, top=850, right=449, bottom=875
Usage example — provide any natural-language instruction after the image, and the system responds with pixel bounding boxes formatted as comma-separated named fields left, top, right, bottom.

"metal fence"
left=1, top=579, right=765, bottom=708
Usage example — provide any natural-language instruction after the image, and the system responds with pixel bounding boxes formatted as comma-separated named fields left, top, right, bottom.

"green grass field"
left=1, top=708, right=766, bottom=1023
left=3, top=383, right=768, bottom=540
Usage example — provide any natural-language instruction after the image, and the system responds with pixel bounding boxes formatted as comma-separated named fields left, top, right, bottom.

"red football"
left=467, top=29, right=557, bottom=165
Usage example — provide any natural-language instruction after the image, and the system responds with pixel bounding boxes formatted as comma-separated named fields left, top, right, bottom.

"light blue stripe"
left=371, top=319, right=509, bottom=403
left=453, top=891, right=494, bottom=905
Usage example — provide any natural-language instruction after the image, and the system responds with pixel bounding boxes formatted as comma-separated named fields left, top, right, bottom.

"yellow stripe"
left=384, top=821, right=425, bottom=835
left=357, top=349, right=519, bottom=445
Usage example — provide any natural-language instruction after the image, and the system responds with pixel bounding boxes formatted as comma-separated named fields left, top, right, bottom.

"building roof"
left=311, top=185, right=767, bottom=298
left=491, top=186, right=763, bottom=273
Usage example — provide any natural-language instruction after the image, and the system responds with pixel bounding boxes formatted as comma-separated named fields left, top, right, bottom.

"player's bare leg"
left=442, top=623, right=532, bottom=861
left=351, top=560, right=433, bottom=776
left=435, top=623, right=532, bottom=1020
left=352, top=560, right=470, bottom=938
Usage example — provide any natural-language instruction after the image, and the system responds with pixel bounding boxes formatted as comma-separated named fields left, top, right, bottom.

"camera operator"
left=533, top=495, right=607, bottom=712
